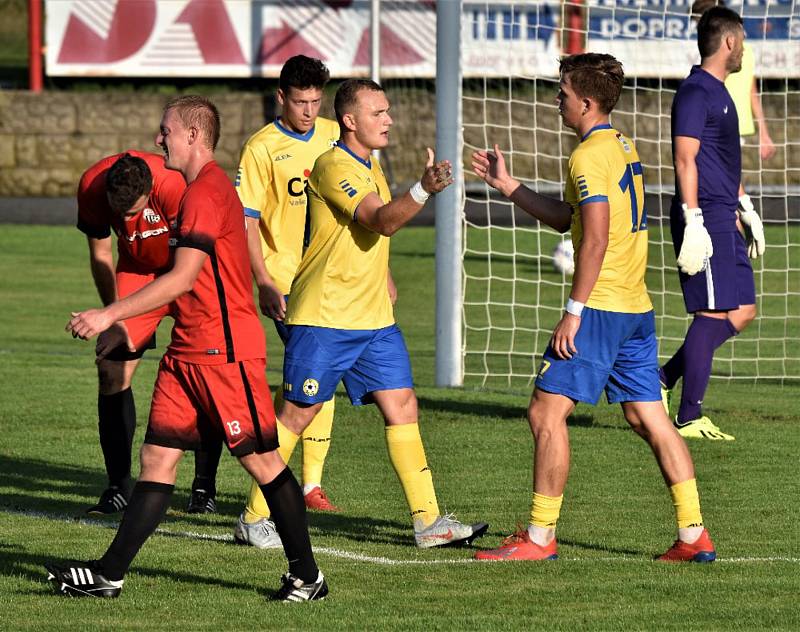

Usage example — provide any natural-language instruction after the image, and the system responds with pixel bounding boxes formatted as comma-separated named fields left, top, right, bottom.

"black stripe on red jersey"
left=208, top=250, right=236, bottom=363
left=175, top=235, right=214, bottom=255
left=238, top=362, right=266, bottom=453
left=77, top=219, right=112, bottom=239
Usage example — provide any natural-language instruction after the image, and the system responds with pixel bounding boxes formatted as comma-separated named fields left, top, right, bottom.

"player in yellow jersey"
left=233, top=56, right=342, bottom=548
left=279, top=78, right=488, bottom=548
left=472, top=53, right=716, bottom=563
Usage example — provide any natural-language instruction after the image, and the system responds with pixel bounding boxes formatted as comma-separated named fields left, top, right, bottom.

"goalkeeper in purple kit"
left=660, top=6, right=764, bottom=441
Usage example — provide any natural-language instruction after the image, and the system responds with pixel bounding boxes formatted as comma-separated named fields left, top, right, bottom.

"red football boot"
left=304, top=486, right=340, bottom=512
left=474, top=529, right=558, bottom=561
left=657, top=529, right=716, bottom=563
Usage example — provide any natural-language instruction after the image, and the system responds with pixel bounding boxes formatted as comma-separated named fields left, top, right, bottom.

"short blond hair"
left=164, top=95, right=220, bottom=150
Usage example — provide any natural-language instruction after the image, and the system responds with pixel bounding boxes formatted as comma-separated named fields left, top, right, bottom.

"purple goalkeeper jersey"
left=670, top=65, right=741, bottom=232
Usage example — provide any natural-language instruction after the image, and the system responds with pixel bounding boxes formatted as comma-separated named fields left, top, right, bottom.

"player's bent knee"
left=238, top=450, right=287, bottom=485
left=138, top=443, right=182, bottom=483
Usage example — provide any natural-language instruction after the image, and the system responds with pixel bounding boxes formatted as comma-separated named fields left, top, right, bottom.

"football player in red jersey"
left=78, top=152, right=222, bottom=516
left=52, top=96, right=326, bottom=602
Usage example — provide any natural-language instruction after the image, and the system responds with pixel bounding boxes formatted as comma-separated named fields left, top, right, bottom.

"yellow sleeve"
left=314, top=160, right=373, bottom=221
left=236, top=142, right=273, bottom=219
left=569, top=147, right=609, bottom=207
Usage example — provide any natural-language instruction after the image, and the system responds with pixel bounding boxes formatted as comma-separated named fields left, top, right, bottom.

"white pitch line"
left=4, top=507, right=798, bottom=565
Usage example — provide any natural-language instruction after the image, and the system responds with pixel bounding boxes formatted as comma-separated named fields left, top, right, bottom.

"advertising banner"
left=45, top=0, right=561, bottom=78
left=586, top=0, right=799, bottom=78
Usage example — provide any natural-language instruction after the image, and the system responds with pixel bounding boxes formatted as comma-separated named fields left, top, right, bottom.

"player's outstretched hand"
left=96, top=322, right=135, bottom=363
left=420, top=147, right=453, bottom=195
left=676, top=205, right=713, bottom=276
left=66, top=308, right=114, bottom=341
left=737, top=194, right=766, bottom=259
left=471, top=144, right=518, bottom=197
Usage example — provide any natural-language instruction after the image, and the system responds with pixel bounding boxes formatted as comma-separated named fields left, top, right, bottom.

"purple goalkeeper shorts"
left=671, top=227, right=756, bottom=313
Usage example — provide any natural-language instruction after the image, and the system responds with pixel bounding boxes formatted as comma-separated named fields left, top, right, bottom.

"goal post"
left=435, top=0, right=465, bottom=387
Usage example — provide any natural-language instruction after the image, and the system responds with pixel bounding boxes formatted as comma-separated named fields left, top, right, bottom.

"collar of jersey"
left=274, top=118, right=315, bottom=142
left=335, top=141, right=371, bottom=168
left=581, top=123, right=613, bottom=142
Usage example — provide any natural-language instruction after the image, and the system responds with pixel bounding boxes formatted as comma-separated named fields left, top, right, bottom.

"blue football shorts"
left=534, top=307, right=661, bottom=405
left=282, top=324, right=414, bottom=406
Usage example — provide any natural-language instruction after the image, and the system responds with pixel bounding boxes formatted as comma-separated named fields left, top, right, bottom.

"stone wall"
left=0, top=89, right=439, bottom=197
left=0, top=91, right=268, bottom=196
left=0, top=86, right=794, bottom=197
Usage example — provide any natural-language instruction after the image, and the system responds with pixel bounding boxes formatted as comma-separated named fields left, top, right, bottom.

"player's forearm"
left=674, top=159, right=699, bottom=209
left=507, top=184, right=572, bottom=233
left=89, top=253, right=117, bottom=306
left=104, top=268, right=193, bottom=325
left=246, top=217, right=274, bottom=288
left=750, top=83, right=770, bottom=135
left=569, top=237, right=606, bottom=304
left=369, top=193, right=427, bottom=236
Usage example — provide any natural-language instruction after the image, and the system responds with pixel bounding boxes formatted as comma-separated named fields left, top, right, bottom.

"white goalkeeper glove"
left=676, top=204, right=713, bottom=276
left=737, top=194, right=766, bottom=259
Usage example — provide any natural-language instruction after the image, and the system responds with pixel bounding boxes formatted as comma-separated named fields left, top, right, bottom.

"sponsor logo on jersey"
left=288, top=169, right=312, bottom=197
left=302, top=378, right=319, bottom=397
left=274, top=153, right=292, bottom=161
left=338, top=179, right=358, bottom=198
left=124, top=226, right=170, bottom=242
left=723, top=105, right=728, bottom=114
left=206, top=349, right=220, bottom=355
left=143, top=208, right=161, bottom=224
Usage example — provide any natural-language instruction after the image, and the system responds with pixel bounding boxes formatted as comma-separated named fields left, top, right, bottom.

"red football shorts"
left=145, top=355, right=278, bottom=456
left=102, top=268, right=170, bottom=360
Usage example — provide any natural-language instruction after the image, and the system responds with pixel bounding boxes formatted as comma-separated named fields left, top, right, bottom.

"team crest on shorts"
left=302, top=378, right=320, bottom=397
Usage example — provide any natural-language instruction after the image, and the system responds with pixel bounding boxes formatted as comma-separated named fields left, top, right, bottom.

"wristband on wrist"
left=409, top=181, right=430, bottom=205
left=565, top=298, right=584, bottom=317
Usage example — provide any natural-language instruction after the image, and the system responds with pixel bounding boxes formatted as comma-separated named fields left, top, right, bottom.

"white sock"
left=527, top=525, right=555, bottom=546
left=678, top=526, right=704, bottom=544
left=303, top=483, right=320, bottom=496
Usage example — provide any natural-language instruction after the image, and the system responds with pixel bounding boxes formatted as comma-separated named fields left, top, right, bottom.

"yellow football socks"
left=669, top=478, right=703, bottom=529
left=301, top=397, right=335, bottom=488
left=243, top=418, right=300, bottom=523
left=385, top=423, right=440, bottom=528
left=530, top=492, right=564, bottom=529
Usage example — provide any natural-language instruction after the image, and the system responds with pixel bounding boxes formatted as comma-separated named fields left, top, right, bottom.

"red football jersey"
left=77, top=151, right=186, bottom=272
left=167, top=161, right=266, bottom=365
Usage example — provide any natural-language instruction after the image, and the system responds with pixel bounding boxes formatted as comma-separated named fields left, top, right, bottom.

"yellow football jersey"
left=285, top=143, right=394, bottom=329
left=725, top=43, right=755, bottom=137
left=564, top=124, right=652, bottom=314
left=236, top=117, right=339, bottom=294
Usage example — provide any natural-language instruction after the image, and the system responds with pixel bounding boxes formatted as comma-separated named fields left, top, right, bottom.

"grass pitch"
left=0, top=225, right=798, bottom=630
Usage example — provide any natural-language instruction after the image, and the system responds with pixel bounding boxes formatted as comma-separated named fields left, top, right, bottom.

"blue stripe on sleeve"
left=243, top=207, right=261, bottom=219
left=578, top=195, right=609, bottom=206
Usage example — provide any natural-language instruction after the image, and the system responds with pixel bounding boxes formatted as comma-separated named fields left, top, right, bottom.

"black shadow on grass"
left=0, top=546, right=263, bottom=595
left=0, top=454, right=242, bottom=521
left=304, top=512, right=412, bottom=547
left=416, top=396, right=619, bottom=430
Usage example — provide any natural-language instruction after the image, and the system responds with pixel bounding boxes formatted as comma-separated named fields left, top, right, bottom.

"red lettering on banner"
left=259, top=21, right=326, bottom=65
left=354, top=24, right=425, bottom=66
left=57, top=0, right=156, bottom=63
left=177, top=0, right=245, bottom=64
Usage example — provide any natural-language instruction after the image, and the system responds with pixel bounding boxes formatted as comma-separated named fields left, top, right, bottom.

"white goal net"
left=460, top=0, right=799, bottom=388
